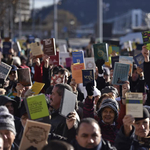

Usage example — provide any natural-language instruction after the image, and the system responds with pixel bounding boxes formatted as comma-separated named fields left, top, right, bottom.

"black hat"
left=0, top=95, right=16, bottom=106
left=101, top=86, right=118, bottom=97
left=135, top=107, right=150, bottom=122
left=97, top=98, right=119, bottom=122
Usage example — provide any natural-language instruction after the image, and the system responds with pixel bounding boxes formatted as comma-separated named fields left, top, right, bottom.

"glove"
left=95, top=59, right=105, bottom=74
left=86, top=82, right=94, bottom=96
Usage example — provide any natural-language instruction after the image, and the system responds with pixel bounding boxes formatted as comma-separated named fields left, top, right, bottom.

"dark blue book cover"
left=72, top=51, right=84, bottom=64
left=133, top=53, right=144, bottom=69
left=82, top=69, right=94, bottom=86
left=112, top=62, right=130, bottom=85
left=111, top=56, right=119, bottom=69
left=2, top=42, right=12, bottom=54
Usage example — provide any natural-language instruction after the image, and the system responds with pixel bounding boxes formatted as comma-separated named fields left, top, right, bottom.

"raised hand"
left=142, top=45, right=149, bottom=62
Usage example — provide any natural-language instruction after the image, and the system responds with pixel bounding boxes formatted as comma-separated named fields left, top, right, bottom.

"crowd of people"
left=0, top=37, right=150, bottom=150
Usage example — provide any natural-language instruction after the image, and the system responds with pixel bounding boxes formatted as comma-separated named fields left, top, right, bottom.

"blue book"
left=82, top=69, right=94, bottom=86
left=2, top=42, right=12, bottom=54
left=72, top=51, right=84, bottom=64
left=111, top=56, right=119, bottom=69
left=133, top=53, right=144, bottom=69
left=112, top=62, right=130, bottom=85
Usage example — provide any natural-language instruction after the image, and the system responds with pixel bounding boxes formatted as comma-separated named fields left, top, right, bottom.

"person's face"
left=5, top=102, right=14, bottom=115
left=94, top=95, right=100, bottom=105
left=101, top=107, right=115, bottom=125
left=132, top=70, right=139, bottom=82
left=8, top=71, right=18, bottom=81
left=0, top=130, right=15, bottom=150
left=76, top=122, right=101, bottom=149
left=103, top=74, right=110, bottom=82
left=134, top=118, right=149, bottom=138
left=50, top=86, right=62, bottom=110
left=0, top=136, right=3, bottom=150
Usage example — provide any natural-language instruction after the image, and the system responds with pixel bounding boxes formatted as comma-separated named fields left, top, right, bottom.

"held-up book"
left=112, top=62, right=130, bottom=85
left=59, top=52, right=70, bottom=67
left=19, top=120, right=51, bottom=150
left=142, top=31, right=150, bottom=45
left=126, top=92, right=143, bottom=118
left=31, top=82, right=45, bottom=95
left=30, top=42, right=43, bottom=58
left=72, top=51, right=84, bottom=64
left=93, top=43, right=108, bottom=62
left=111, top=56, right=119, bottom=69
left=0, top=62, right=12, bottom=80
left=13, top=41, right=21, bottom=53
left=84, top=57, right=96, bottom=71
left=65, top=57, right=72, bottom=68
left=71, top=63, right=85, bottom=84
left=59, top=44, right=67, bottom=52
left=119, top=56, right=133, bottom=76
left=59, top=89, right=77, bottom=117
left=50, top=51, right=59, bottom=66
left=82, top=69, right=94, bottom=86
left=2, top=41, right=12, bottom=54
left=43, top=38, right=56, bottom=56
left=24, top=94, right=50, bottom=123
left=133, top=53, right=144, bottom=69
left=17, top=68, right=32, bottom=86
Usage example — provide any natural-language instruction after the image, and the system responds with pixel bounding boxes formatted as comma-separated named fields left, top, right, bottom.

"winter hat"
left=98, top=98, right=119, bottom=122
left=103, top=67, right=110, bottom=76
left=101, top=86, right=118, bottom=97
left=0, top=106, right=16, bottom=135
left=0, top=95, right=16, bottom=106
left=135, top=107, right=150, bottom=122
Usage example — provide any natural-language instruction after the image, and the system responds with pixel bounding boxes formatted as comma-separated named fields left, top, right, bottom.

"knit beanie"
left=135, top=107, right=150, bottom=122
left=101, top=86, right=118, bottom=97
left=98, top=98, right=119, bottom=122
left=0, top=106, right=16, bottom=135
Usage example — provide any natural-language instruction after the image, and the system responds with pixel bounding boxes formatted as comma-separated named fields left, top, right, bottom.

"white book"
left=59, top=89, right=77, bottom=117
left=84, top=57, right=95, bottom=72
left=126, top=92, right=143, bottom=118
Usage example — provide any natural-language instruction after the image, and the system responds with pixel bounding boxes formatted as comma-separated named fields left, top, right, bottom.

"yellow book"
left=31, top=82, right=45, bottom=95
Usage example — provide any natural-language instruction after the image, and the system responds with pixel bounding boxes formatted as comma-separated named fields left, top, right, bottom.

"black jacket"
left=115, top=125, right=150, bottom=150
left=71, top=139, right=116, bottom=150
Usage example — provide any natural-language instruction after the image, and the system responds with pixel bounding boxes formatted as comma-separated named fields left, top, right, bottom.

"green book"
left=93, top=43, right=108, bottom=62
left=24, top=94, right=50, bottom=123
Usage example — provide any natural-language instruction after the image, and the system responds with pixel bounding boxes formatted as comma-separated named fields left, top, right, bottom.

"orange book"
left=71, top=63, right=85, bottom=84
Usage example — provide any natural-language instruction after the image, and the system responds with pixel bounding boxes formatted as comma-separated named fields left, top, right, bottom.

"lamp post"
left=54, top=0, right=58, bottom=41
left=98, top=0, right=103, bottom=43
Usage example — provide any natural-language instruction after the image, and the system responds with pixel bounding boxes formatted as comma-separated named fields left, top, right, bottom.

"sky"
left=30, top=0, right=59, bottom=9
